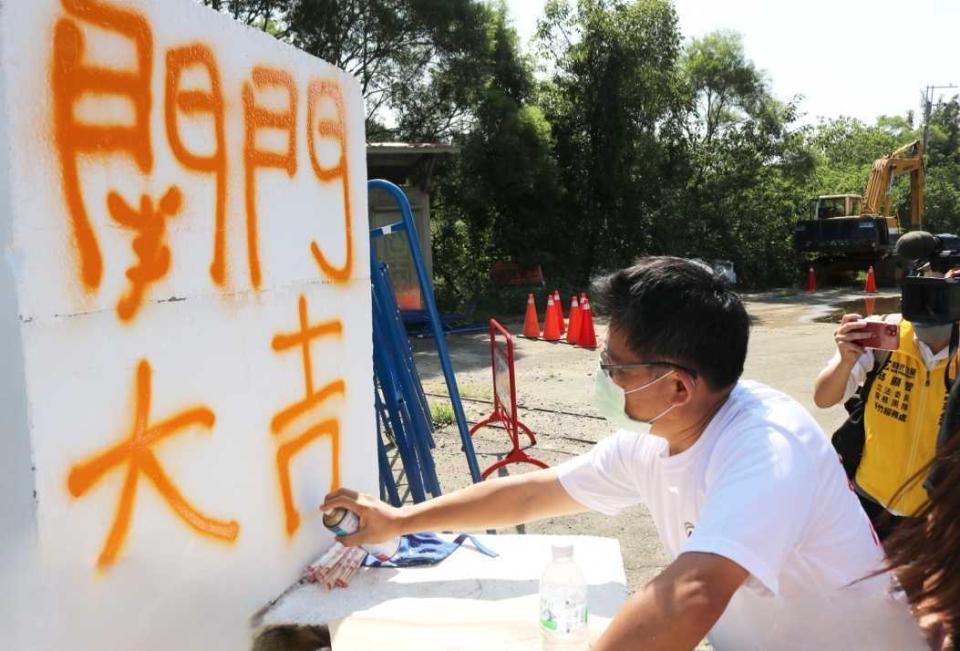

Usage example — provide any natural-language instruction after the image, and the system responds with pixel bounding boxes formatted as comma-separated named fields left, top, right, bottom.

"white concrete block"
left=0, top=0, right=372, bottom=648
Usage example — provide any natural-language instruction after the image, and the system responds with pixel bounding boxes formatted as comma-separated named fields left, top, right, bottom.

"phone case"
left=860, top=322, right=899, bottom=351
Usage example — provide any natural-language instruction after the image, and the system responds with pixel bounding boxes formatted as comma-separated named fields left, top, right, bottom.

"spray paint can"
left=322, top=507, right=400, bottom=561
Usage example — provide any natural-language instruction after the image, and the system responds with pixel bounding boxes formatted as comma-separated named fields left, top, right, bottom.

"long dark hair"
left=882, top=411, right=960, bottom=638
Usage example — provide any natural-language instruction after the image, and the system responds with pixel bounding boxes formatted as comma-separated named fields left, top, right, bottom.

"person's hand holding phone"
left=834, top=313, right=870, bottom=362
left=859, top=321, right=900, bottom=350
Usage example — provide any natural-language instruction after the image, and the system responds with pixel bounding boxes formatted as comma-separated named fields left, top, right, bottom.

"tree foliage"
left=202, top=0, right=497, bottom=140
left=206, top=0, right=960, bottom=307
left=923, top=98, right=960, bottom=233
left=534, top=0, right=683, bottom=281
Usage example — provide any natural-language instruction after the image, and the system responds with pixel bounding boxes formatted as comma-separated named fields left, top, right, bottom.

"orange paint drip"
left=108, top=186, right=182, bottom=321
left=66, top=359, right=239, bottom=571
left=270, top=295, right=345, bottom=536
left=52, top=0, right=154, bottom=291
left=307, top=79, right=353, bottom=283
left=243, top=66, right=298, bottom=289
left=165, top=44, right=228, bottom=286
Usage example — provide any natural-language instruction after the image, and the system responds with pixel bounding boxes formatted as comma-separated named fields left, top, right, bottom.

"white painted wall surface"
left=0, top=0, right=373, bottom=648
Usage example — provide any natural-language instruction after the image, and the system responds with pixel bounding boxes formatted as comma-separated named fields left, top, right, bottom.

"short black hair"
left=591, top=257, right=749, bottom=390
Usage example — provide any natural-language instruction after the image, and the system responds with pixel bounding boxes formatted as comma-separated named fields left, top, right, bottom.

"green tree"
left=923, top=96, right=960, bottom=233
left=201, top=0, right=496, bottom=140
left=430, top=5, right=561, bottom=309
left=537, top=0, right=683, bottom=282
left=211, top=1, right=959, bottom=296
left=681, top=30, right=764, bottom=145
left=668, top=31, right=813, bottom=286
left=203, top=0, right=556, bottom=311
left=806, top=116, right=914, bottom=197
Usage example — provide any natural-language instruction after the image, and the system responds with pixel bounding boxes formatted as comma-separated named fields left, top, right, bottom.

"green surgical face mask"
left=592, top=365, right=676, bottom=434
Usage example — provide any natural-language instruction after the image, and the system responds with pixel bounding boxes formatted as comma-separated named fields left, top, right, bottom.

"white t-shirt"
left=557, top=381, right=927, bottom=650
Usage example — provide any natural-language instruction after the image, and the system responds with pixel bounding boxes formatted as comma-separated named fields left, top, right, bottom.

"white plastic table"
left=258, top=534, right=629, bottom=650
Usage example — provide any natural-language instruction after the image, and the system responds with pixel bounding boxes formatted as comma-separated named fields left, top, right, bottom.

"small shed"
left=367, top=142, right=458, bottom=310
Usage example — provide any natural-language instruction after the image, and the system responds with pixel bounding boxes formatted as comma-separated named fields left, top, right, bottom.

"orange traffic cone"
left=578, top=298, right=598, bottom=349
left=554, top=290, right=566, bottom=334
left=805, top=267, right=816, bottom=292
left=566, top=296, right=581, bottom=345
left=552, top=291, right=564, bottom=334
left=542, top=294, right=562, bottom=341
left=522, top=293, right=541, bottom=338
left=864, top=266, right=877, bottom=294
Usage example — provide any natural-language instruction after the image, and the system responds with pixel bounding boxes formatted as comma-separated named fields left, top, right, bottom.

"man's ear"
left=669, top=372, right=695, bottom=407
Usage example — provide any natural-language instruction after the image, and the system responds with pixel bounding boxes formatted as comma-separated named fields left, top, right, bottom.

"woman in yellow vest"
left=815, top=312, right=958, bottom=539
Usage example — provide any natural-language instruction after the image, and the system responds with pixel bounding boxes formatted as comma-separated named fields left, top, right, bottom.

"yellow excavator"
left=793, top=140, right=924, bottom=285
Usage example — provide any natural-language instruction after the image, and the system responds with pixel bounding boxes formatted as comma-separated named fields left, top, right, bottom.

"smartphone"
left=859, top=321, right=899, bottom=351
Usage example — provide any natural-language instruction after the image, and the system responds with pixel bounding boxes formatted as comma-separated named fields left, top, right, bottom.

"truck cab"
left=814, top=194, right=861, bottom=220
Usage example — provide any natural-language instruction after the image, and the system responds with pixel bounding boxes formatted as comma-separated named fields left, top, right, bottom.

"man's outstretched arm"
left=321, top=468, right=588, bottom=546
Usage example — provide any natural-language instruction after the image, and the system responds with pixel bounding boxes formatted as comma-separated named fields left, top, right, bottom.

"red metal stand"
left=469, top=320, right=548, bottom=479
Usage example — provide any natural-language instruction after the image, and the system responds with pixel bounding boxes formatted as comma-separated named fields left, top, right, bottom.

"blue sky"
left=502, top=0, right=960, bottom=126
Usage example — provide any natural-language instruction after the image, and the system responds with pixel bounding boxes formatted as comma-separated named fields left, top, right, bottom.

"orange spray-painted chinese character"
left=107, top=186, right=182, bottom=321
left=165, top=45, right=228, bottom=286
left=243, top=67, right=298, bottom=289
left=52, top=0, right=154, bottom=291
left=67, top=360, right=239, bottom=571
left=306, top=80, right=354, bottom=283
left=271, top=295, right=344, bottom=536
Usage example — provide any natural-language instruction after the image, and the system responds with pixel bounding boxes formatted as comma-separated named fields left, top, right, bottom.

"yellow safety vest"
left=858, top=320, right=956, bottom=515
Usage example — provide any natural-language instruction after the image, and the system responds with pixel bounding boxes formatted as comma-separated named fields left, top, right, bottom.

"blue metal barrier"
left=375, top=394, right=402, bottom=507
left=369, top=179, right=483, bottom=489
left=371, top=264, right=440, bottom=497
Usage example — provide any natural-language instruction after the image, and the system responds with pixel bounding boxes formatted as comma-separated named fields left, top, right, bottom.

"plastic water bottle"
left=539, top=543, right=588, bottom=650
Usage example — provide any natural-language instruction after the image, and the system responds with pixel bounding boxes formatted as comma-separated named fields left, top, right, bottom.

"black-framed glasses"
left=598, top=347, right=698, bottom=380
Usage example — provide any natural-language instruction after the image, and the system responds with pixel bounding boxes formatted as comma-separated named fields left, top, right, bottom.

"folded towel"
left=362, top=532, right=497, bottom=568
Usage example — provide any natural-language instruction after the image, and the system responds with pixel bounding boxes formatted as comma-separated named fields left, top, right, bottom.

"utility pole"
left=922, top=83, right=958, bottom=153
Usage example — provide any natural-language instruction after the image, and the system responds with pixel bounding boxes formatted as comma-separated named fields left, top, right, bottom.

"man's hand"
left=320, top=469, right=585, bottom=550
left=814, top=312, right=875, bottom=408
left=834, top=313, right=870, bottom=363
left=321, top=489, right=406, bottom=547
left=594, top=552, right=748, bottom=651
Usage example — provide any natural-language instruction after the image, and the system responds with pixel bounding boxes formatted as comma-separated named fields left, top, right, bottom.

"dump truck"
left=793, top=140, right=924, bottom=285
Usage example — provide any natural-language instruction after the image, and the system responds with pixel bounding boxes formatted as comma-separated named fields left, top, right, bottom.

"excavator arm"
left=793, top=138, right=927, bottom=285
left=862, top=139, right=924, bottom=228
